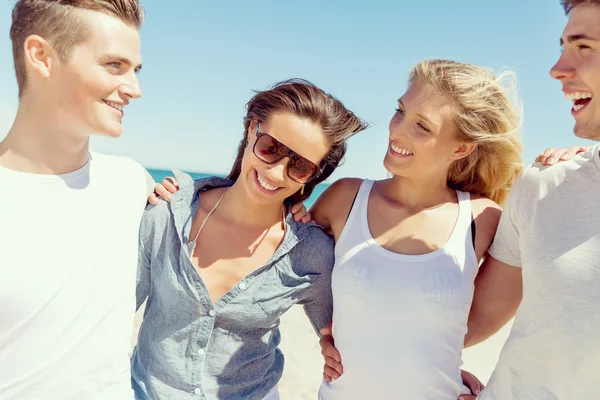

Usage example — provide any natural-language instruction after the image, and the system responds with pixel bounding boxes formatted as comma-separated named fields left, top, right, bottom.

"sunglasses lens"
left=254, top=133, right=320, bottom=183
left=255, top=134, right=285, bottom=163
left=289, top=156, right=318, bottom=183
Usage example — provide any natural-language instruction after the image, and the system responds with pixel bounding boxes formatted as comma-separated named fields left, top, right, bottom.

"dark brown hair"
left=561, top=0, right=600, bottom=13
left=228, top=78, right=368, bottom=208
left=10, top=0, right=144, bottom=97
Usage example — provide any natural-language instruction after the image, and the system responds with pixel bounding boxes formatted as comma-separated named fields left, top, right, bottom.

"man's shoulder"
left=89, top=151, right=152, bottom=198
left=520, top=151, right=593, bottom=190
left=89, top=151, right=145, bottom=176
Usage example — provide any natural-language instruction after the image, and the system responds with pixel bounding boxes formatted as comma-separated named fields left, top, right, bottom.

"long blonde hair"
left=409, top=59, right=523, bottom=205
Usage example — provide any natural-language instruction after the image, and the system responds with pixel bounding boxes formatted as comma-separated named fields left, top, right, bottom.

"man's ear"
left=23, top=34, right=55, bottom=80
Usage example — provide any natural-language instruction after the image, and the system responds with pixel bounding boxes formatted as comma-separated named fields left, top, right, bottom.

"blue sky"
left=0, top=0, right=587, bottom=180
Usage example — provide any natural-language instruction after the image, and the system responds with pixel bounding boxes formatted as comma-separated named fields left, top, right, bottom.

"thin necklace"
left=187, top=191, right=287, bottom=257
left=187, top=189, right=227, bottom=257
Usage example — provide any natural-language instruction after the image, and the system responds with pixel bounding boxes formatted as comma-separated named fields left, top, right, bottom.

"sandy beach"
left=133, top=305, right=512, bottom=399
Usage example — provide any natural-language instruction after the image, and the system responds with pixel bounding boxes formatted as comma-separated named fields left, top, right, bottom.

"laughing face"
left=50, top=10, right=143, bottom=138
left=550, top=3, right=600, bottom=140
left=240, top=112, right=330, bottom=206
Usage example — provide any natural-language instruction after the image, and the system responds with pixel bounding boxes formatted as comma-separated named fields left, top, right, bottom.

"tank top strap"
left=335, top=179, right=374, bottom=250
left=446, top=190, right=474, bottom=250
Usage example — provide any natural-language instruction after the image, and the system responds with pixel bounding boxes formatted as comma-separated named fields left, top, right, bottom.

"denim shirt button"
left=208, top=310, right=216, bottom=317
left=194, top=388, right=201, bottom=395
left=239, top=282, right=247, bottom=290
left=197, top=348, right=205, bottom=356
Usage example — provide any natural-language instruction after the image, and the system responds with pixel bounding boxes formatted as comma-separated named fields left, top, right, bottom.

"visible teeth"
left=573, top=103, right=585, bottom=111
left=565, top=91, right=593, bottom=101
left=104, top=101, right=124, bottom=112
left=257, top=174, right=278, bottom=191
left=390, top=143, right=413, bottom=155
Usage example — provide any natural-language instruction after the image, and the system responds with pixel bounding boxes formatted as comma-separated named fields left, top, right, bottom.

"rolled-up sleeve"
left=294, top=229, right=335, bottom=336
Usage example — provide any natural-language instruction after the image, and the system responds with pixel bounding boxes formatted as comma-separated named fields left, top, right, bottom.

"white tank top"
left=319, top=180, right=479, bottom=400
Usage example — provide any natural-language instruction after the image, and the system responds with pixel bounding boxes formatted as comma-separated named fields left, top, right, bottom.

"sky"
left=0, top=0, right=588, bottom=181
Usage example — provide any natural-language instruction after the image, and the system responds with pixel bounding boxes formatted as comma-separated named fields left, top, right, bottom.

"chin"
left=97, top=124, right=124, bottom=138
left=574, top=123, right=600, bottom=141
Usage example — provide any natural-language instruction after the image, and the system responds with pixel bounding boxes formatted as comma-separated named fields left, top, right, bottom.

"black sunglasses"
left=252, top=122, right=323, bottom=184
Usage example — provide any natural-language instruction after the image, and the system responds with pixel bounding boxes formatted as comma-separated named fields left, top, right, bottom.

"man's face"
left=550, top=3, right=600, bottom=140
left=50, top=10, right=142, bottom=138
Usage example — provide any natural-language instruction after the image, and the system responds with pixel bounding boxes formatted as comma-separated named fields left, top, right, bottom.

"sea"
left=147, top=168, right=328, bottom=209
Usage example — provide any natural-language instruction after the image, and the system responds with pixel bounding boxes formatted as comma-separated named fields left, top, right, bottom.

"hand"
left=458, top=396, right=477, bottom=400
left=535, top=145, right=591, bottom=165
left=148, top=177, right=179, bottom=205
left=459, top=369, right=484, bottom=398
left=290, top=202, right=312, bottom=224
left=319, top=323, right=343, bottom=382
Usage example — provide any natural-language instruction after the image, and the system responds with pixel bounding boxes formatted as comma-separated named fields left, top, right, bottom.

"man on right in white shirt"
left=462, top=0, right=600, bottom=398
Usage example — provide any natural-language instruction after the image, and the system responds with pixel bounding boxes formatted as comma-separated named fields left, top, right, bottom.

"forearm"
left=464, top=256, right=523, bottom=348
left=465, top=302, right=518, bottom=347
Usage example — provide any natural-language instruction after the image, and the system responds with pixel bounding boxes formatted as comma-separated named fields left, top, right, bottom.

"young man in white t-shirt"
left=0, top=1, right=155, bottom=399
left=461, top=1, right=600, bottom=399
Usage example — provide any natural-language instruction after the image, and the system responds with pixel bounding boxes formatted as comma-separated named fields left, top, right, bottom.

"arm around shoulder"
left=293, top=227, right=335, bottom=336
left=465, top=255, right=522, bottom=347
left=310, top=178, right=363, bottom=237
left=465, top=187, right=526, bottom=347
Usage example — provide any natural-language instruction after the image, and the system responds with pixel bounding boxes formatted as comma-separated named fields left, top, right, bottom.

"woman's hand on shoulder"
left=535, top=145, right=591, bottom=165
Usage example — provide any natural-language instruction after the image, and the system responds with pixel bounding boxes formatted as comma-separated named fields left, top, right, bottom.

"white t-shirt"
left=481, top=144, right=600, bottom=400
left=0, top=152, right=154, bottom=400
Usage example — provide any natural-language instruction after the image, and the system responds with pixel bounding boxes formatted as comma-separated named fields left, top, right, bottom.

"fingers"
left=301, top=212, right=312, bottom=224
left=319, top=335, right=342, bottom=364
left=461, top=369, right=484, bottom=396
left=290, top=202, right=302, bottom=215
left=147, top=193, right=159, bottom=205
left=323, top=364, right=341, bottom=382
left=292, top=205, right=308, bottom=222
left=559, top=145, right=585, bottom=161
left=162, top=177, right=179, bottom=194
left=536, top=147, right=557, bottom=164
left=538, top=145, right=587, bottom=165
left=320, top=322, right=332, bottom=336
left=154, top=184, right=173, bottom=202
left=458, top=396, right=477, bottom=400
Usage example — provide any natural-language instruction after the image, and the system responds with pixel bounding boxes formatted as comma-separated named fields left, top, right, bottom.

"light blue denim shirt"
left=131, top=171, right=334, bottom=400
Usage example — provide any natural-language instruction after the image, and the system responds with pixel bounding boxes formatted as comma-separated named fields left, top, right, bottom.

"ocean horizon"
left=147, top=168, right=328, bottom=209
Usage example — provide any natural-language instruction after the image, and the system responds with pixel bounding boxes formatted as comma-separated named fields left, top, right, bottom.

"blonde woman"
left=314, top=59, right=524, bottom=400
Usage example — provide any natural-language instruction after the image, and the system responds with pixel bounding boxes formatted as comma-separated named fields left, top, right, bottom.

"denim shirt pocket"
left=251, top=263, right=318, bottom=318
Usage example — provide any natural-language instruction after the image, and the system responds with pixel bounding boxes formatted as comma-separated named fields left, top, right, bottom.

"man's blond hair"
left=10, top=0, right=144, bottom=97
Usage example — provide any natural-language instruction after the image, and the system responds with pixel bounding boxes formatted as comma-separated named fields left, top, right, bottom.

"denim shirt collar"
left=169, top=169, right=313, bottom=257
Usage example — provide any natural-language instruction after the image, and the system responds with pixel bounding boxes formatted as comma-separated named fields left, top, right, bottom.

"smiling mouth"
left=254, top=170, right=283, bottom=193
left=103, top=100, right=124, bottom=115
left=389, top=142, right=413, bottom=157
left=565, top=91, right=593, bottom=114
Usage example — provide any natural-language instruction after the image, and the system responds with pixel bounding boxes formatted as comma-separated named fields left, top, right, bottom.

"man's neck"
left=0, top=107, right=90, bottom=175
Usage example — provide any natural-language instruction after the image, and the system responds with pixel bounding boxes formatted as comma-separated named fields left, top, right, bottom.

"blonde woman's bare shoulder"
left=311, top=178, right=364, bottom=235
left=470, top=194, right=502, bottom=221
